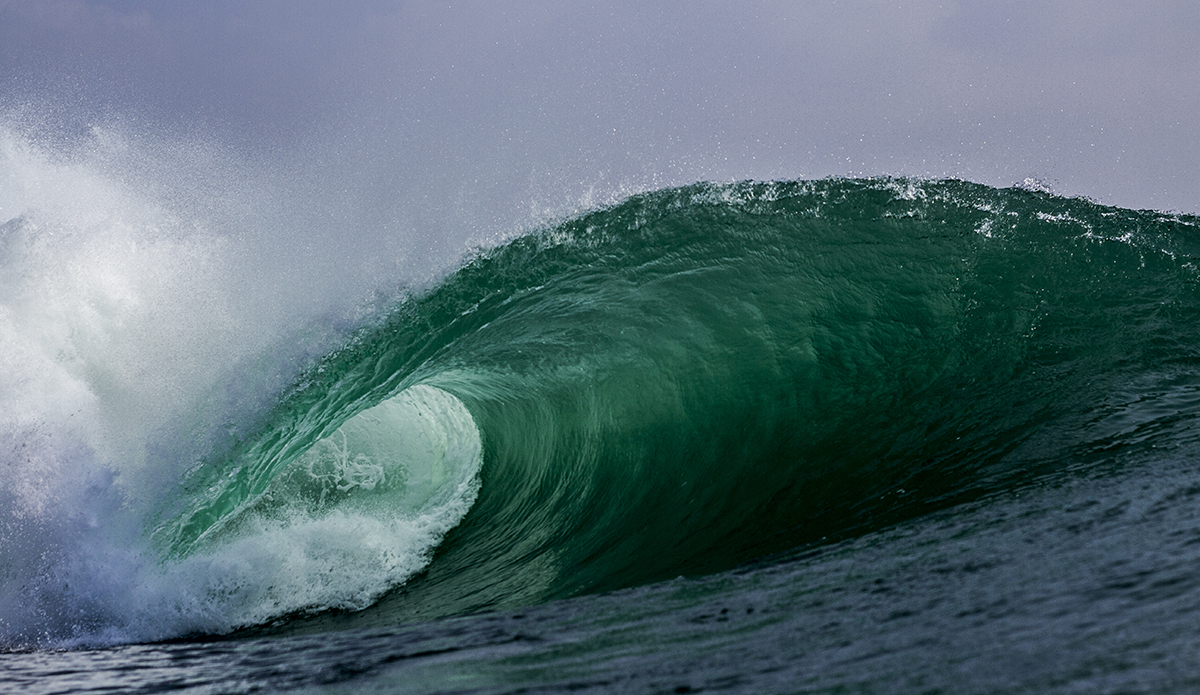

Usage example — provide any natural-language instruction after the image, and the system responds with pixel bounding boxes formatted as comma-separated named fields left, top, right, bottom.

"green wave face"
left=153, top=178, right=1200, bottom=628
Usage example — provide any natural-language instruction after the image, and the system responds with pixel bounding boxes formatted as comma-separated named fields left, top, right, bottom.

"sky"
left=1, top=0, right=1197, bottom=249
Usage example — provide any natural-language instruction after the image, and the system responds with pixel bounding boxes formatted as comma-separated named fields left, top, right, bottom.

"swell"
left=160, top=178, right=1200, bottom=631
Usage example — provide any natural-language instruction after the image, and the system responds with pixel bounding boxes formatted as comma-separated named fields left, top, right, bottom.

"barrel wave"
left=146, top=177, right=1200, bottom=634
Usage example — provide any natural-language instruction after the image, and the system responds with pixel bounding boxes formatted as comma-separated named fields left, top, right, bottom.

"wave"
left=149, top=176, right=1200, bottom=627
left=4, top=173, right=1200, bottom=648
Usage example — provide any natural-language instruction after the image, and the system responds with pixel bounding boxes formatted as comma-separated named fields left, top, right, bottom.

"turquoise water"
left=5, top=177, right=1200, bottom=692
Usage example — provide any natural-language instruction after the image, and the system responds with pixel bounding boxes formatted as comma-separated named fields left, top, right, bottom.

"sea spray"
left=0, top=125, right=472, bottom=648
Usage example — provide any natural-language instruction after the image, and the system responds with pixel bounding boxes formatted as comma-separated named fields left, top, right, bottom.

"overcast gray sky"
left=2, top=0, right=1197, bottom=243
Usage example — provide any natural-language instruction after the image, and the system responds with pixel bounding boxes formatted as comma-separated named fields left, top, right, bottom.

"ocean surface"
left=4, top=173, right=1200, bottom=693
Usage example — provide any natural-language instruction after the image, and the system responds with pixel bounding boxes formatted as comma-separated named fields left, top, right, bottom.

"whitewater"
left=4, top=125, right=1200, bottom=693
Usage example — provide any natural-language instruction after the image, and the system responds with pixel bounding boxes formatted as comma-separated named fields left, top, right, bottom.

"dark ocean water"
left=5, top=178, right=1200, bottom=693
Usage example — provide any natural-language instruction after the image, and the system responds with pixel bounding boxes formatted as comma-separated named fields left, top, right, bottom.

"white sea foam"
left=0, top=126, right=481, bottom=648
left=162, top=385, right=483, bottom=634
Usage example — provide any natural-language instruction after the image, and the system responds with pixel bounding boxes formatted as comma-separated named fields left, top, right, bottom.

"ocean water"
left=3, top=130, right=1200, bottom=692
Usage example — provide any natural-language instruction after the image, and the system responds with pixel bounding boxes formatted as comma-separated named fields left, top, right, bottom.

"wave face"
left=5, top=176, right=1200, bottom=647
left=158, top=177, right=1200, bottom=627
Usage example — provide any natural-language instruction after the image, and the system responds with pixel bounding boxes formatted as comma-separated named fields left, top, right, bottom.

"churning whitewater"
left=3, top=131, right=1200, bottom=655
